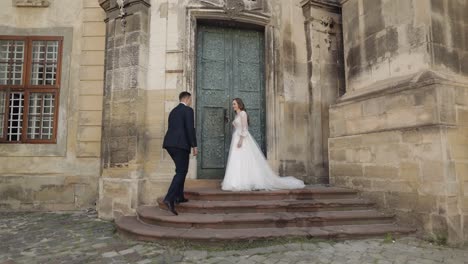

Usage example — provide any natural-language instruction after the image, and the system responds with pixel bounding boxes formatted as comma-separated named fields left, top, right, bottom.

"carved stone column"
left=302, top=0, right=345, bottom=184
left=98, top=0, right=150, bottom=219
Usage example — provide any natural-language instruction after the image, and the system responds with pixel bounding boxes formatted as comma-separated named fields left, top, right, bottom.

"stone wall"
left=302, top=0, right=344, bottom=183
left=430, top=0, right=468, bottom=78
left=342, top=0, right=431, bottom=92
left=330, top=0, right=468, bottom=245
left=0, top=0, right=105, bottom=211
left=98, top=0, right=344, bottom=219
left=98, top=0, right=150, bottom=219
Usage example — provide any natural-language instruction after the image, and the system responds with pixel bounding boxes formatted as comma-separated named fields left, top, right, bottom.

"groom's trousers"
left=164, top=147, right=190, bottom=203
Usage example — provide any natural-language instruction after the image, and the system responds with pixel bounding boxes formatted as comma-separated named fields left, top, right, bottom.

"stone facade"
left=0, top=0, right=106, bottom=211
left=329, top=0, right=468, bottom=245
left=97, top=0, right=344, bottom=220
left=0, top=0, right=467, bottom=246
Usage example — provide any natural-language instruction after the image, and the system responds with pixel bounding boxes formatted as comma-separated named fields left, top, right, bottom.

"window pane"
left=7, top=92, right=24, bottom=141
left=0, top=40, right=25, bottom=85
left=27, top=115, right=40, bottom=139
left=27, top=93, right=55, bottom=140
left=41, top=116, right=53, bottom=139
left=31, top=41, right=58, bottom=86
left=0, top=91, right=5, bottom=137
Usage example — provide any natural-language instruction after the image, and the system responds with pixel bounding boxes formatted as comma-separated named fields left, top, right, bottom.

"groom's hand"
left=193, top=147, right=198, bottom=156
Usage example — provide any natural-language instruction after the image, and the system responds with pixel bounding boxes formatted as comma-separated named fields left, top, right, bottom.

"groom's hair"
left=179, top=91, right=191, bottom=101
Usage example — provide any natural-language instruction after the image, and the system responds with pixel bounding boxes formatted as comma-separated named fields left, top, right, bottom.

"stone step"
left=137, top=206, right=395, bottom=229
left=157, top=198, right=375, bottom=213
left=185, top=179, right=221, bottom=189
left=117, top=216, right=415, bottom=242
left=185, top=186, right=358, bottom=201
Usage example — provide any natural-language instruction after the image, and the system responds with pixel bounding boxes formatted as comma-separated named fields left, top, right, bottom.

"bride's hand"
left=237, top=140, right=243, bottom=148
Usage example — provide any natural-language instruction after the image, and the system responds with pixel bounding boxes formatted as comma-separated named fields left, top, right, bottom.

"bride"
left=221, top=98, right=305, bottom=191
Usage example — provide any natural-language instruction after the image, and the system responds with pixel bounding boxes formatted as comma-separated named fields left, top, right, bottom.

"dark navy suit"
left=163, top=103, right=197, bottom=203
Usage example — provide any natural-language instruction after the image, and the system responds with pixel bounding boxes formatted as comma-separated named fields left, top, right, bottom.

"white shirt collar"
left=180, top=102, right=187, bottom=106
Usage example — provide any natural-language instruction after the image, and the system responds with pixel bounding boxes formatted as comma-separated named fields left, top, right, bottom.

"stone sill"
left=13, top=0, right=50, bottom=7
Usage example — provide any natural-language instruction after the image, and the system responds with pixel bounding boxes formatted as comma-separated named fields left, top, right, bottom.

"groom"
left=162, top=91, right=198, bottom=215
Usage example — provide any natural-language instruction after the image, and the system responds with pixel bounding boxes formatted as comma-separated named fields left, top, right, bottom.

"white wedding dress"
left=221, top=111, right=305, bottom=191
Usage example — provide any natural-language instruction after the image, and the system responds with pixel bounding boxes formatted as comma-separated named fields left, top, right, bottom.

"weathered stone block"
left=330, top=163, right=363, bottom=177
left=77, top=142, right=101, bottom=157
left=84, top=0, right=100, bottom=8
left=79, top=95, right=104, bottom=111
left=373, top=180, right=413, bottom=193
left=386, top=192, right=420, bottom=211
left=329, top=136, right=362, bottom=149
left=329, top=149, right=346, bottom=162
left=83, top=8, right=106, bottom=22
left=110, top=150, right=129, bottom=164
left=80, top=66, right=105, bottom=81
left=81, top=51, right=105, bottom=66
left=458, top=109, right=468, bottom=125
left=80, top=81, right=105, bottom=95
left=79, top=111, right=103, bottom=126
left=431, top=214, right=449, bottom=237
left=350, top=178, right=371, bottom=189
left=373, top=144, right=403, bottom=164
left=361, top=131, right=401, bottom=146
left=82, top=37, right=106, bottom=51
left=402, top=129, right=423, bottom=143
left=450, top=144, right=468, bottom=159
left=78, top=126, right=102, bottom=142
left=416, top=195, right=438, bottom=213
left=330, top=176, right=349, bottom=186
left=344, top=148, right=372, bottom=163
left=83, top=22, right=106, bottom=37
left=125, top=32, right=141, bottom=45
left=13, top=0, right=49, bottom=7
left=422, top=161, right=445, bottom=181
left=364, top=165, right=398, bottom=179
left=34, top=185, right=75, bottom=204
left=399, top=162, right=420, bottom=182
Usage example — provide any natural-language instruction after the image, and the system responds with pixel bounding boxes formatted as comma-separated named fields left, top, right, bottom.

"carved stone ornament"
left=320, top=16, right=334, bottom=29
left=224, top=0, right=245, bottom=18
left=200, top=0, right=265, bottom=15
left=98, top=0, right=150, bottom=19
left=321, top=16, right=334, bottom=50
left=13, top=0, right=50, bottom=7
left=116, top=0, right=129, bottom=32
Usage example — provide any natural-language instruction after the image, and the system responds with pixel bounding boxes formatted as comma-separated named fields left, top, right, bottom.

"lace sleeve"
left=239, top=111, right=248, bottom=137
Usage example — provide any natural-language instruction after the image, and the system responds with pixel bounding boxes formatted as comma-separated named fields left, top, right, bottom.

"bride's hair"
left=233, top=98, right=249, bottom=125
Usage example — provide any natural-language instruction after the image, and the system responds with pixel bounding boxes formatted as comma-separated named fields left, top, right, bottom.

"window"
left=0, top=36, right=63, bottom=143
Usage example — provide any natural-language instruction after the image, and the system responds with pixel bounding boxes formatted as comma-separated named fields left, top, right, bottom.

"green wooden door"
left=196, top=24, right=265, bottom=179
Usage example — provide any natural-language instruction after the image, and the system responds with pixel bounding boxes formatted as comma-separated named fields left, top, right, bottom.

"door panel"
left=233, top=29, right=265, bottom=154
left=200, top=107, right=226, bottom=169
left=196, top=24, right=265, bottom=179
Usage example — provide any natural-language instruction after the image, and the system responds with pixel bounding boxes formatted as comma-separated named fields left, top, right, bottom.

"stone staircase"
left=116, top=186, right=415, bottom=241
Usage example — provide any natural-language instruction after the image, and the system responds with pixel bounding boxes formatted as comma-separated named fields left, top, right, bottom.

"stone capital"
left=99, top=0, right=150, bottom=20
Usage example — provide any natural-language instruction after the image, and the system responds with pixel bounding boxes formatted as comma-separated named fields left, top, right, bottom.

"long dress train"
left=221, top=111, right=305, bottom=191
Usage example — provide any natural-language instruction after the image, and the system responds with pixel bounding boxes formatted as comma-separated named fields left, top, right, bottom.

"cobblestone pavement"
left=0, top=211, right=467, bottom=264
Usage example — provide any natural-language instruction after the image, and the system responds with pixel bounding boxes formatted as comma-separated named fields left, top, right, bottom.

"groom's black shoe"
left=164, top=200, right=178, bottom=216
left=175, top=198, right=189, bottom=205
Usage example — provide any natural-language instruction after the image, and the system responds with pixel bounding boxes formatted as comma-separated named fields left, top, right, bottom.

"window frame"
left=0, top=35, right=63, bottom=144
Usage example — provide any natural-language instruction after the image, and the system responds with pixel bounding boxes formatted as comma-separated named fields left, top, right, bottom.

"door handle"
left=224, top=109, right=229, bottom=123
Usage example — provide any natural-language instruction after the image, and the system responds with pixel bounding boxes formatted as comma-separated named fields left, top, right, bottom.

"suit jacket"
left=163, top=103, right=197, bottom=151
